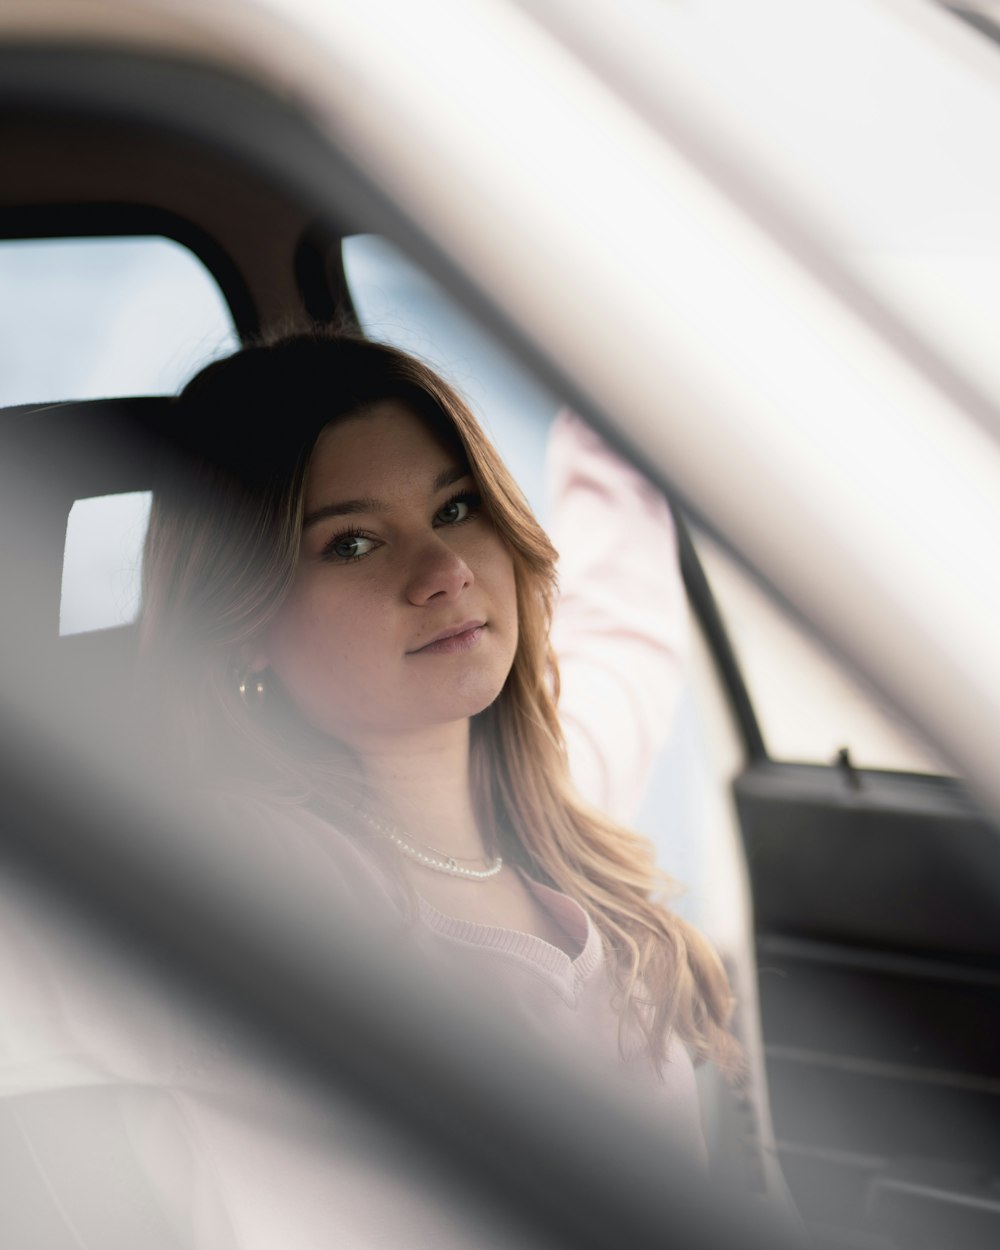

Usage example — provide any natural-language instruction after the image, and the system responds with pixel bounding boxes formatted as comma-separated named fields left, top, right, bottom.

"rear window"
left=0, top=235, right=239, bottom=406
left=60, top=492, right=152, bottom=637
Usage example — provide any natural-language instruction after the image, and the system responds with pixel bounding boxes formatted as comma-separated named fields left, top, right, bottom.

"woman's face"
left=252, top=401, right=519, bottom=748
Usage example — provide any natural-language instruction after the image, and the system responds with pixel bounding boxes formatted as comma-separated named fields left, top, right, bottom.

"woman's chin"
left=306, top=686, right=508, bottom=745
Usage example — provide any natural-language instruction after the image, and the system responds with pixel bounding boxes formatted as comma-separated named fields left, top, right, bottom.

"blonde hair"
left=140, top=327, right=740, bottom=1076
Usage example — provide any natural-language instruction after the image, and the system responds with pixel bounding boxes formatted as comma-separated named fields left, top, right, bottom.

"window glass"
left=342, top=234, right=559, bottom=517
left=693, top=526, right=950, bottom=773
left=60, top=492, right=152, bottom=636
left=0, top=235, right=239, bottom=406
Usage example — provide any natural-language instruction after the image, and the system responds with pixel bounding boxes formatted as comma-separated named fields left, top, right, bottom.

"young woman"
left=139, top=328, right=739, bottom=1144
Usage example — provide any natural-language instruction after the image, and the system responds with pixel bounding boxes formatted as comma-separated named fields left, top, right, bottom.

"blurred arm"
left=548, top=409, right=688, bottom=823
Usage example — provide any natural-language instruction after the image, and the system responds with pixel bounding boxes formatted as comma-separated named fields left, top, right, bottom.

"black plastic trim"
left=734, top=758, right=1000, bottom=961
left=674, top=507, right=767, bottom=761
left=293, top=219, right=360, bottom=329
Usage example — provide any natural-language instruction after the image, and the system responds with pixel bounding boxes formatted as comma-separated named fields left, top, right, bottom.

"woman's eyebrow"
left=303, top=496, right=386, bottom=528
left=303, top=465, right=472, bottom=529
left=433, top=464, right=472, bottom=491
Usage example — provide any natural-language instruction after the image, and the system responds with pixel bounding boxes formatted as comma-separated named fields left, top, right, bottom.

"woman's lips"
left=409, top=622, right=486, bottom=655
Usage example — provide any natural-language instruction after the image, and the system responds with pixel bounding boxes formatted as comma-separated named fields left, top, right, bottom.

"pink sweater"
left=204, top=793, right=705, bottom=1152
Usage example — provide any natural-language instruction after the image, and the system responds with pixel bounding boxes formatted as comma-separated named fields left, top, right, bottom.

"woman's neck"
left=350, top=720, right=487, bottom=860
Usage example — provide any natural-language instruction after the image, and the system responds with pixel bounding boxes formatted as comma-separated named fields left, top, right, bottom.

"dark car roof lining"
left=0, top=108, right=342, bottom=336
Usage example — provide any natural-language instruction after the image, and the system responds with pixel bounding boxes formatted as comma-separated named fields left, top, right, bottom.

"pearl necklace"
left=355, top=810, right=503, bottom=881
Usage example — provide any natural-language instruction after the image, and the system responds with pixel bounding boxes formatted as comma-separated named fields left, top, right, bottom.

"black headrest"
left=0, top=396, right=176, bottom=503
left=0, top=397, right=178, bottom=647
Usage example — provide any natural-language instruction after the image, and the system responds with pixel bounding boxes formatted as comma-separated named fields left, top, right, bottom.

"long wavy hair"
left=140, top=327, right=739, bottom=1076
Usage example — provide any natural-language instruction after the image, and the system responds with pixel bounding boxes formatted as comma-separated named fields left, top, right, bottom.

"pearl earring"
left=237, top=670, right=266, bottom=708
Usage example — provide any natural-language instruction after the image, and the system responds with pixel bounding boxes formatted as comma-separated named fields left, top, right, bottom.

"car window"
left=60, top=492, right=152, bottom=637
left=694, top=525, right=950, bottom=773
left=0, top=235, right=238, bottom=406
left=342, top=234, right=559, bottom=517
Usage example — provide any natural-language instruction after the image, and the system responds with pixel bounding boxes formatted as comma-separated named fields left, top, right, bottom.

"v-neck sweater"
left=231, top=798, right=707, bottom=1161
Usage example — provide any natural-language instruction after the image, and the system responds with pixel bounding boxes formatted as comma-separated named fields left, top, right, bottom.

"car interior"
left=1, top=33, right=999, bottom=1250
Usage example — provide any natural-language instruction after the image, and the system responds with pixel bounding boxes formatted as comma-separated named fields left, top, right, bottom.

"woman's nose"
left=405, top=536, right=473, bottom=604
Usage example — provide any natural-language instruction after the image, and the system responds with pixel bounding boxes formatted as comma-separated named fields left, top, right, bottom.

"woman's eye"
left=436, top=492, right=481, bottom=526
left=325, top=533, right=377, bottom=562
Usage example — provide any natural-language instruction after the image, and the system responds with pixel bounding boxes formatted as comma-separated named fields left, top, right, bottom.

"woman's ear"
left=238, top=642, right=269, bottom=674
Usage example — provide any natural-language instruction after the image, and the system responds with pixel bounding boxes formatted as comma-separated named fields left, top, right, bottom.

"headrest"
left=0, top=397, right=178, bottom=646
left=0, top=396, right=176, bottom=503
